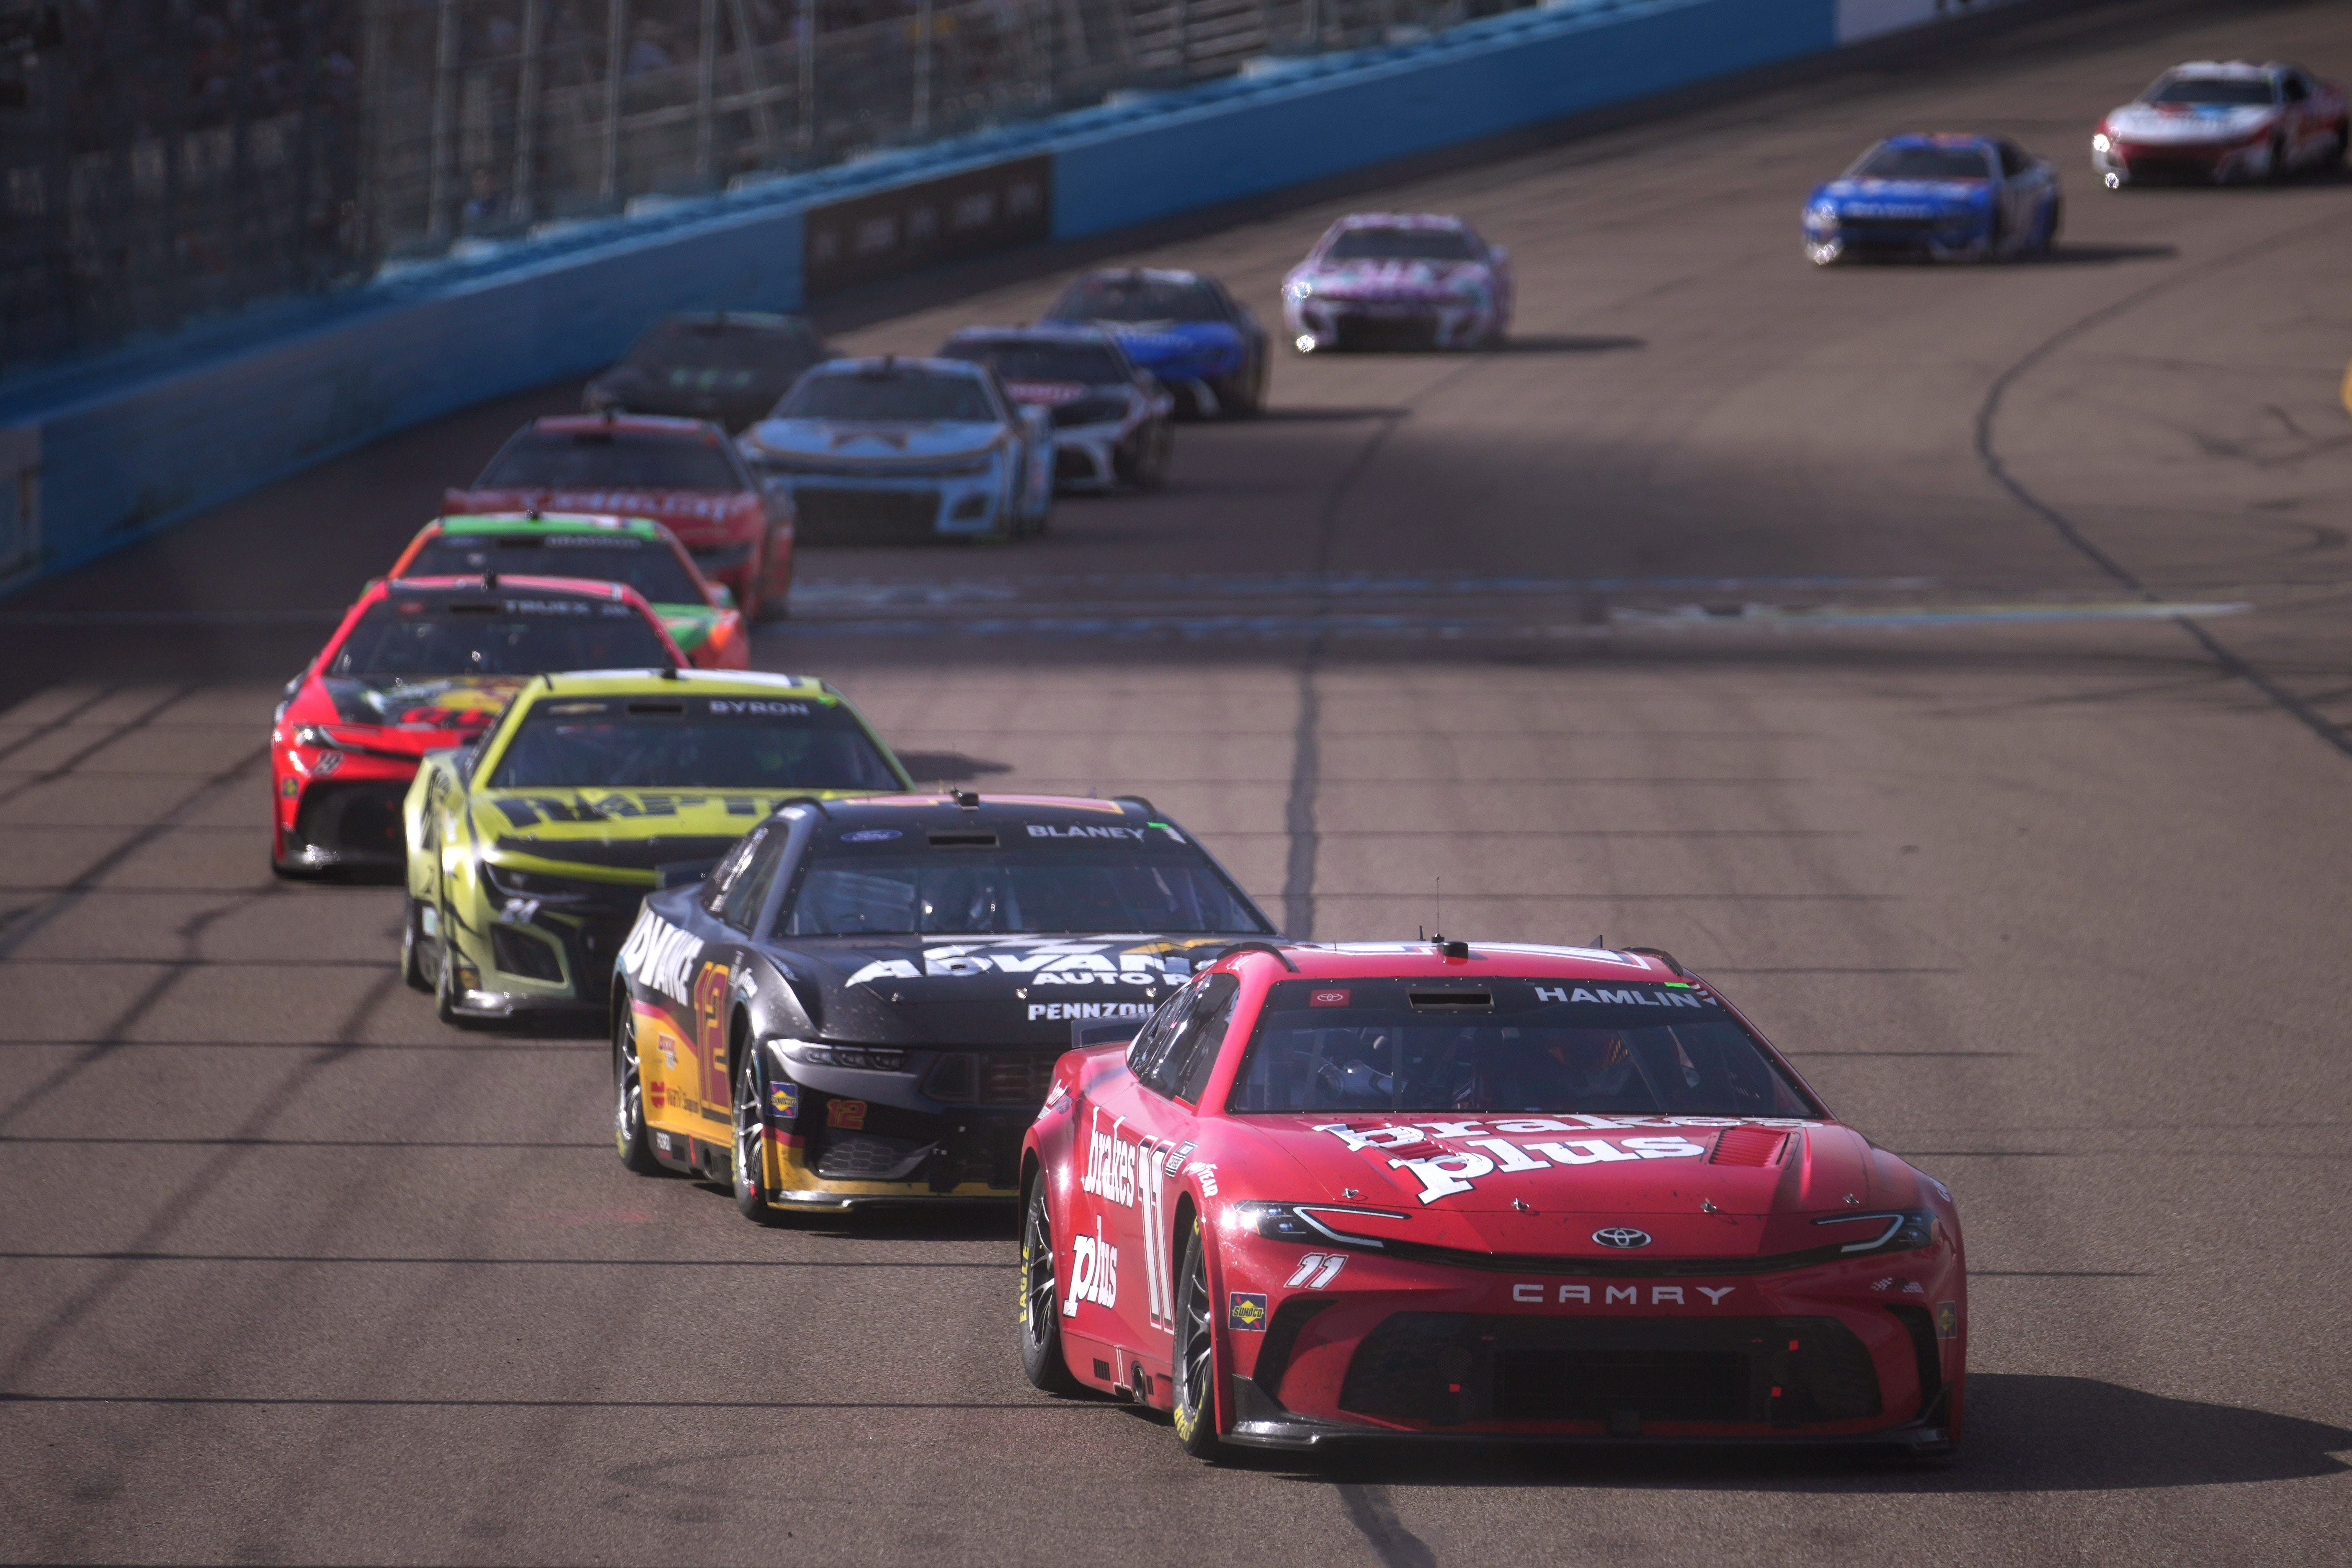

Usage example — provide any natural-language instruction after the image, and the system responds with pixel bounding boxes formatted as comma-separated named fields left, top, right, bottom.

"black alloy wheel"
left=1019, top=1180, right=1084, bottom=1394
left=732, top=1042, right=786, bottom=1225
left=614, top=1001, right=661, bottom=1174
left=1169, top=1217, right=1223, bottom=1457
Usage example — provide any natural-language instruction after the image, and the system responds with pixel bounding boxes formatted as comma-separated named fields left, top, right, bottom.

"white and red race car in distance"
left=2092, top=60, right=2348, bottom=188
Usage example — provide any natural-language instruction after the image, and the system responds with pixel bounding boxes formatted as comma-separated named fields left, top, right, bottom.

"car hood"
left=1002, top=379, right=1112, bottom=407
left=762, top=932, right=1257, bottom=1046
left=1292, top=259, right=1491, bottom=297
left=1088, top=322, right=1241, bottom=369
left=315, top=673, right=525, bottom=738
left=474, top=787, right=861, bottom=885
left=1203, top=1115, right=1934, bottom=1261
left=1813, top=178, right=1990, bottom=214
left=445, top=486, right=750, bottom=527
left=741, top=419, right=1005, bottom=462
left=2107, top=101, right=2277, bottom=142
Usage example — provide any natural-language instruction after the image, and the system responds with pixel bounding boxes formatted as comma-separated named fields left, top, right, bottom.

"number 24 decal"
left=1284, top=1253, right=1346, bottom=1289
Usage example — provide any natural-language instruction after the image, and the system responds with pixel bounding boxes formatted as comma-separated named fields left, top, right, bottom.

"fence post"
left=696, top=0, right=719, bottom=185
left=727, top=0, right=778, bottom=165
left=912, top=0, right=933, bottom=139
left=601, top=0, right=627, bottom=205
left=1174, top=0, right=1189, bottom=77
left=797, top=0, right=815, bottom=160
left=356, top=0, right=392, bottom=258
left=513, top=0, right=544, bottom=222
left=426, top=0, right=461, bottom=240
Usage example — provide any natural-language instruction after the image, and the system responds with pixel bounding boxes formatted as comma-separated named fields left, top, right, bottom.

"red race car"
left=447, top=414, right=796, bottom=622
left=269, top=574, right=684, bottom=877
left=1019, top=941, right=1966, bottom=1458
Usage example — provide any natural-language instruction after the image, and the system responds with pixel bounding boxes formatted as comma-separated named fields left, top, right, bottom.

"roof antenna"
left=482, top=571, right=498, bottom=591
left=1593, top=934, right=1606, bottom=949
left=1433, top=877, right=1442, bottom=944
left=953, top=789, right=980, bottom=809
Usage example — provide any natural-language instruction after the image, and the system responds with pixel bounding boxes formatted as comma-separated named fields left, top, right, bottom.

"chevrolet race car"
left=585, top=312, right=833, bottom=431
left=402, top=670, right=909, bottom=1024
left=1019, top=941, right=1967, bottom=1458
left=271, top=575, right=683, bottom=878
left=2093, top=61, right=2347, bottom=188
left=1282, top=214, right=1512, bottom=353
left=1804, top=135, right=2061, bottom=266
left=449, top=414, right=796, bottom=620
left=609, top=793, right=1274, bottom=1215
left=1043, top=269, right=1267, bottom=419
left=940, top=325, right=1174, bottom=492
left=389, top=513, right=750, bottom=669
left=738, top=357, right=1055, bottom=544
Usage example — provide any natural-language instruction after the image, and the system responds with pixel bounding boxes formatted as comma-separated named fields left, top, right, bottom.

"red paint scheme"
left=268, top=575, right=684, bottom=876
left=448, top=415, right=796, bottom=621
left=1024, top=943, right=1968, bottom=1455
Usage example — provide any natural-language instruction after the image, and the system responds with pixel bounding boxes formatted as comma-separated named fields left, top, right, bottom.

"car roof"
left=434, top=512, right=666, bottom=540
left=374, top=573, right=641, bottom=602
left=944, top=323, right=1119, bottom=346
left=806, top=792, right=1164, bottom=828
left=528, top=413, right=724, bottom=438
left=1207, top=941, right=1692, bottom=985
left=2161, top=60, right=2286, bottom=79
left=522, top=668, right=840, bottom=701
left=1071, top=267, right=1213, bottom=286
left=804, top=354, right=987, bottom=379
left=1330, top=211, right=1470, bottom=229
left=1880, top=133, right=1995, bottom=149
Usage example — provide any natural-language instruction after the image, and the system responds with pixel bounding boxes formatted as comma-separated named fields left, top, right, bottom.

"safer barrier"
left=0, top=0, right=2012, bottom=595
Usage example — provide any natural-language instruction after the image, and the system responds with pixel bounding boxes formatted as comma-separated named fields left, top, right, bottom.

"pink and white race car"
left=1282, top=213, right=1512, bottom=353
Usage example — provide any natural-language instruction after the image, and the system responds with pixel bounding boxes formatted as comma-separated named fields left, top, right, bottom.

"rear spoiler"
left=1070, top=1018, right=1145, bottom=1055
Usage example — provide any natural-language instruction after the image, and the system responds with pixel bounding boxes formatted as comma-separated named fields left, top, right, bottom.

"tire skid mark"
left=1338, top=1483, right=1439, bottom=1568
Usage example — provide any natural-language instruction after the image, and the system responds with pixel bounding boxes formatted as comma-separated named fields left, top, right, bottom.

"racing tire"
left=734, top=568, right=766, bottom=627
left=1169, top=1216, right=1225, bottom=1459
left=400, top=898, right=432, bottom=993
left=731, top=1040, right=787, bottom=1225
left=614, top=1002, right=662, bottom=1176
left=2039, top=196, right=2063, bottom=257
left=1215, top=353, right=1264, bottom=419
left=432, top=905, right=481, bottom=1030
left=755, top=537, right=794, bottom=622
left=2333, top=124, right=2349, bottom=169
left=1018, top=1179, right=1087, bottom=1394
left=2267, top=135, right=2291, bottom=184
left=1116, top=425, right=1171, bottom=491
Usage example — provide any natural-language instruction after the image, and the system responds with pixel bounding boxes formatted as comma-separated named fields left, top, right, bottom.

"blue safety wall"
left=0, top=0, right=1882, bottom=593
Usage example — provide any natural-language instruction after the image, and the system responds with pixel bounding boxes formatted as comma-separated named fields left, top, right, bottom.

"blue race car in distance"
left=1042, top=268, right=1268, bottom=418
left=738, top=356, right=1054, bottom=544
left=1803, top=134, right=2062, bottom=266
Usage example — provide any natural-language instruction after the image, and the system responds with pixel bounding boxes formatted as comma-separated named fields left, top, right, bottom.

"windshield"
left=1852, top=143, right=1992, bottom=180
left=1050, top=277, right=1228, bottom=324
left=944, top=340, right=1127, bottom=384
left=329, top=595, right=673, bottom=679
left=1325, top=227, right=1478, bottom=262
left=2147, top=75, right=2275, bottom=106
left=783, top=841, right=1269, bottom=936
left=775, top=371, right=997, bottom=423
left=489, top=694, right=901, bottom=790
left=1227, top=977, right=1820, bottom=1118
left=405, top=533, right=704, bottom=603
left=622, top=319, right=825, bottom=384
left=477, top=430, right=742, bottom=491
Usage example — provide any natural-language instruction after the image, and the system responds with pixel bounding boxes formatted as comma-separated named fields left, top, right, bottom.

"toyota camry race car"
left=449, top=415, right=796, bottom=620
left=1804, top=135, right=2061, bottom=265
left=1282, top=214, right=1512, bottom=352
left=940, top=325, right=1175, bottom=491
left=1043, top=270, right=1267, bottom=419
left=738, top=357, right=1054, bottom=543
left=610, top=793, right=1274, bottom=1215
left=402, top=670, right=910, bottom=1023
left=2092, top=61, right=2347, bottom=187
left=389, top=513, right=749, bottom=669
left=271, top=575, right=684, bottom=877
left=1019, top=941, right=1967, bottom=1458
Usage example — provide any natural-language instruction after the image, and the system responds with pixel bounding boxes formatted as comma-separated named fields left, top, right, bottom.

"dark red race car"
left=1019, top=941, right=1966, bottom=1458
left=447, top=414, right=797, bottom=622
left=269, top=574, right=683, bottom=877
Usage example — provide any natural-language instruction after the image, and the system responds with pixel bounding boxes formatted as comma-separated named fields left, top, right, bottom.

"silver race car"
left=940, top=325, right=1175, bottom=492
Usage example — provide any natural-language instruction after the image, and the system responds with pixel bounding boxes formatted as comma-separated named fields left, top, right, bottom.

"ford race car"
left=610, top=793, right=1274, bottom=1215
left=2093, top=60, right=2348, bottom=188
left=1282, top=214, right=1512, bottom=353
left=271, top=575, right=684, bottom=878
left=738, top=357, right=1054, bottom=544
left=389, top=513, right=749, bottom=669
left=1019, top=941, right=1967, bottom=1458
left=449, top=414, right=797, bottom=620
left=1804, top=135, right=2061, bottom=266
left=1043, top=270, right=1267, bottom=419
left=940, top=325, right=1175, bottom=491
left=402, top=670, right=910, bottom=1023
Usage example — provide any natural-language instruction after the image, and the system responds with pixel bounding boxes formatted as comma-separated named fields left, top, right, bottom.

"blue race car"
left=1042, top=268, right=1268, bottom=418
left=738, top=357, right=1054, bottom=544
left=1803, top=134, right=2062, bottom=266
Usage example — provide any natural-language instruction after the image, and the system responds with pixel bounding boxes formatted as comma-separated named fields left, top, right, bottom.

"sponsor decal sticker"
left=1936, top=1300, right=1960, bottom=1339
left=1065, top=1218, right=1119, bottom=1313
left=1028, top=1001, right=1155, bottom=1021
left=1227, top=1292, right=1268, bottom=1331
left=617, top=911, right=707, bottom=1007
left=1026, top=824, right=1147, bottom=842
left=769, top=1081, right=800, bottom=1119
left=841, top=828, right=902, bottom=843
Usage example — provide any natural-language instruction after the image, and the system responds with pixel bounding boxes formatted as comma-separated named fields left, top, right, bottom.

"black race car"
left=584, top=311, right=833, bottom=432
left=609, top=792, right=1276, bottom=1220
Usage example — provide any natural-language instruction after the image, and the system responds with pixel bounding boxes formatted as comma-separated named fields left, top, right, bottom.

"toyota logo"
left=1592, top=1227, right=1652, bottom=1249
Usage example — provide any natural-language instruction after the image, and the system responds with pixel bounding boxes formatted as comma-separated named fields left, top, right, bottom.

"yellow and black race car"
left=401, top=668, right=910, bottom=1023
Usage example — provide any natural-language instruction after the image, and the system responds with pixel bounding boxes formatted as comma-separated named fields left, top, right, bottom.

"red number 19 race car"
left=1019, top=941, right=1966, bottom=1458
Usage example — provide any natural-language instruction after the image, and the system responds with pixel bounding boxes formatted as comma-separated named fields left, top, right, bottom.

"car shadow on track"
left=2039, top=242, right=2180, bottom=266
left=1238, top=1376, right=2352, bottom=1492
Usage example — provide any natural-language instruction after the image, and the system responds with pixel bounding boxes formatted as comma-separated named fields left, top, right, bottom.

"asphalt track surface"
left=6, top=0, right=2352, bottom=1561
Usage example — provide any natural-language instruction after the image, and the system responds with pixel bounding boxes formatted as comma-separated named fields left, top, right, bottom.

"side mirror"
left=708, top=583, right=737, bottom=611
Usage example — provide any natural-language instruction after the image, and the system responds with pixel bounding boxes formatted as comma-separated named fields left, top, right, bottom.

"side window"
left=1127, top=978, right=1204, bottom=1079
left=718, top=827, right=792, bottom=934
left=1163, top=974, right=1241, bottom=1104
left=1996, top=142, right=2028, bottom=178
left=699, top=825, right=769, bottom=917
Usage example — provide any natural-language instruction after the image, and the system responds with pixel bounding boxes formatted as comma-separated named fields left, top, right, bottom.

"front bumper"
left=745, top=1045, right=1062, bottom=1205
left=1807, top=214, right=1991, bottom=260
left=1048, top=420, right=1145, bottom=489
left=444, top=894, right=644, bottom=1017
left=770, top=471, right=1008, bottom=544
left=2094, top=137, right=2265, bottom=185
left=275, top=755, right=420, bottom=873
left=1287, top=297, right=1495, bottom=351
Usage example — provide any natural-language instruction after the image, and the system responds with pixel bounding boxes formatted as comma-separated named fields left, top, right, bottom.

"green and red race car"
left=389, top=512, right=750, bottom=669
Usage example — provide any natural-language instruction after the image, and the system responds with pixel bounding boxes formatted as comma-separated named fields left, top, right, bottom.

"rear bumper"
left=771, top=473, right=1008, bottom=544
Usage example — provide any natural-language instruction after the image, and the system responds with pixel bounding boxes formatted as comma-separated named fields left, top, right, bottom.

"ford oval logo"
left=1593, top=1227, right=1652, bottom=1249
